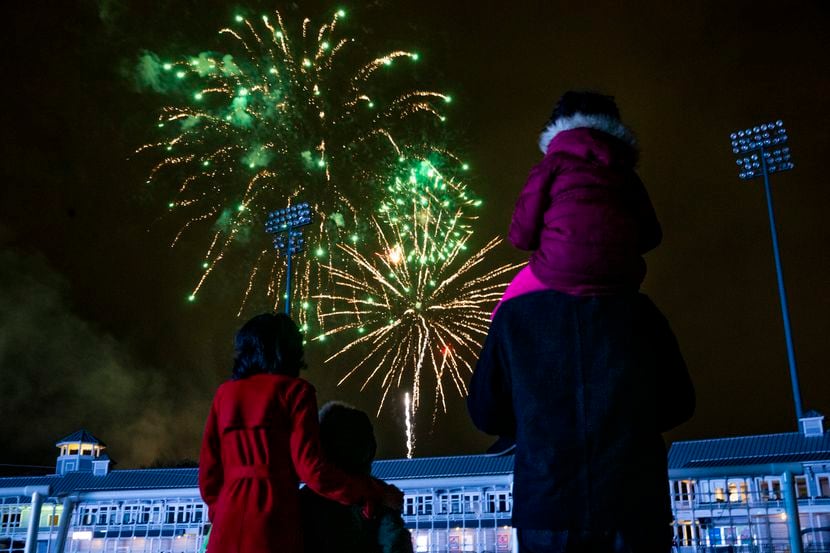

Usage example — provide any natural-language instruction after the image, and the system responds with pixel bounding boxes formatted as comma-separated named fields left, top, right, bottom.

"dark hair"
left=547, top=90, right=621, bottom=127
left=318, top=402, right=377, bottom=475
left=231, top=313, right=306, bottom=379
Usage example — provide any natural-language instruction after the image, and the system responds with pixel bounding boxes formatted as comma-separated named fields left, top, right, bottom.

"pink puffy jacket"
left=509, top=116, right=662, bottom=296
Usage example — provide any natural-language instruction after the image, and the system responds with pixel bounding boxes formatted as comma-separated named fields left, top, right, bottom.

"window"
left=34, top=509, right=61, bottom=528
left=486, top=492, right=511, bottom=513
left=817, top=475, right=830, bottom=497
left=121, top=504, right=153, bottom=524
left=757, top=478, right=770, bottom=501
left=770, top=479, right=782, bottom=500
left=81, top=445, right=93, bottom=456
left=709, top=479, right=726, bottom=503
left=448, top=493, right=462, bottom=514
left=795, top=476, right=809, bottom=498
left=699, top=480, right=710, bottom=500
left=1, top=510, right=22, bottom=530
left=161, top=502, right=201, bottom=524
left=462, top=493, right=481, bottom=514
left=676, top=523, right=693, bottom=546
left=414, top=532, right=429, bottom=553
left=404, top=495, right=433, bottom=516
left=673, top=480, right=696, bottom=503
left=81, top=506, right=115, bottom=526
left=448, top=530, right=476, bottom=551
left=728, top=481, right=747, bottom=503
left=166, top=504, right=194, bottom=524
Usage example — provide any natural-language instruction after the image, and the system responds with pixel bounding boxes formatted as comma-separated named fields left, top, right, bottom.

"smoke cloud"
left=0, top=249, right=205, bottom=467
left=135, top=50, right=168, bottom=93
left=221, top=55, right=241, bottom=77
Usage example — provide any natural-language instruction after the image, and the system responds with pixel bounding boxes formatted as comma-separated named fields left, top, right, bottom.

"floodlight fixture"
left=273, top=229, right=306, bottom=256
left=728, top=119, right=803, bottom=421
left=730, top=120, right=795, bottom=180
left=265, top=202, right=312, bottom=233
left=265, top=202, right=314, bottom=316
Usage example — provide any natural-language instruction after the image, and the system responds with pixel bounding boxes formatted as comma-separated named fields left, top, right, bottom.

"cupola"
left=55, top=430, right=108, bottom=475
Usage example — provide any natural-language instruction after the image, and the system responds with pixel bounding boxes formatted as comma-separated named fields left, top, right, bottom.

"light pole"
left=729, top=120, right=802, bottom=421
left=265, top=202, right=312, bottom=316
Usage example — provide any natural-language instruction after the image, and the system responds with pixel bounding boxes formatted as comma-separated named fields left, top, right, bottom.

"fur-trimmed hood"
left=538, top=113, right=637, bottom=155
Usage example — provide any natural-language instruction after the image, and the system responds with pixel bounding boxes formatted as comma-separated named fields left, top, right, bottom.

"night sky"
left=2, top=1, right=829, bottom=469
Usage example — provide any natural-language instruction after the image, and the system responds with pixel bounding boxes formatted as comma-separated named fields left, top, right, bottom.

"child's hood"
left=538, top=113, right=638, bottom=167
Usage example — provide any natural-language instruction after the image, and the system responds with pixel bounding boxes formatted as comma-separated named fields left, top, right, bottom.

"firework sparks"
left=138, top=8, right=469, bottom=327
left=315, top=216, right=522, bottom=417
left=378, top=157, right=480, bottom=264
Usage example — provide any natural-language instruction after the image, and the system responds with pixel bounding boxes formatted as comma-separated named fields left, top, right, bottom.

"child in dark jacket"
left=494, top=91, right=662, bottom=316
left=300, top=402, right=413, bottom=553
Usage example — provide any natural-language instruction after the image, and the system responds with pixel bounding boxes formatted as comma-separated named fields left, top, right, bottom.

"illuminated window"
left=728, top=481, right=748, bottom=503
left=415, top=532, right=429, bottom=552
left=81, top=445, right=93, bottom=456
left=714, top=487, right=725, bottom=502
left=68, top=444, right=79, bottom=455
left=818, top=475, right=830, bottom=497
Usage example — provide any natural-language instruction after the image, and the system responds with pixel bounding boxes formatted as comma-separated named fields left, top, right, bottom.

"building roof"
left=0, top=468, right=197, bottom=495
left=0, top=453, right=514, bottom=495
left=668, top=431, right=830, bottom=469
left=372, top=453, right=514, bottom=481
left=56, top=430, right=106, bottom=447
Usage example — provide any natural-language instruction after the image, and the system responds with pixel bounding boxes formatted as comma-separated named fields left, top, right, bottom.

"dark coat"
left=198, top=374, right=383, bottom=553
left=468, top=291, right=694, bottom=533
left=298, top=401, right=413, bottom=553
left=300, top=490, right=412, bottom=553
left=509, top=124, right=662, bottom=296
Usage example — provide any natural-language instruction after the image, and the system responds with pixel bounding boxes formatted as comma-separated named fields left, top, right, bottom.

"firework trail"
left=315, top=215, right=523, bottom=419
left=138, top=8, right=469, bottom=327
left=404, top=392, right=414, bottom=459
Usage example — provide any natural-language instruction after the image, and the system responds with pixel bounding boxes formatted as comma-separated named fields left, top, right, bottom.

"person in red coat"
left=199, top=313, right=402, bottom=553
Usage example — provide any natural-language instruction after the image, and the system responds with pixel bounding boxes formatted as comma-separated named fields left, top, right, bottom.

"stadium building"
left=2, top=413, right=829, bottom=553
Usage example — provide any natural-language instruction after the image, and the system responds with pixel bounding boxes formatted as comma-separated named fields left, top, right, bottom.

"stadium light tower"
left=729, top=120, right=802, bottom=420
left=265, top=202, right=312, bottom=316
